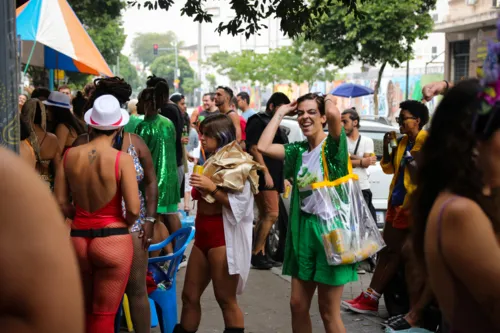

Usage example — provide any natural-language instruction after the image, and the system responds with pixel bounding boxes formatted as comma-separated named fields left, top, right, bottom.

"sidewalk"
left=166, top=252, right=387, bottom=333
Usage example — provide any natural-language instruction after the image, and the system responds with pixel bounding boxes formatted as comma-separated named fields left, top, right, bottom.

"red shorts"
left=386, top=205, right=411, bottom=229
left=194, top=214, right=226, bottom=256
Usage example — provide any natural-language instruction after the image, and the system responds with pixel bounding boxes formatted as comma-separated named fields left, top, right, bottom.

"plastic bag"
left=312, top=145, right=385, bottom=266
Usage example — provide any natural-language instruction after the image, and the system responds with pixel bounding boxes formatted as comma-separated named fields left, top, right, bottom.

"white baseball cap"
left=84, top=95, right=129, bottom=130
left=43, top=91, right=71, bottom=109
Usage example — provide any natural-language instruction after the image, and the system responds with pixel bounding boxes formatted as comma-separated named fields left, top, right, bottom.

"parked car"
left=266, top=117, right=398, bottom=261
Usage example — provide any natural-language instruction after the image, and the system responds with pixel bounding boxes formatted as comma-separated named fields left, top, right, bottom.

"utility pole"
left=116, top=54, right=120, bottom=76
left=405, top=49, right=410, bottom=100
left=0, top=0, right=19, bottom=153
left=154, top=37, right=180, bottom=92
left=197, top=22, right=202, bottom=105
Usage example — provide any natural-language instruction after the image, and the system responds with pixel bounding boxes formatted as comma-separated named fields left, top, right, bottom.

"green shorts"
left=282, top=212, right=358, bottom=286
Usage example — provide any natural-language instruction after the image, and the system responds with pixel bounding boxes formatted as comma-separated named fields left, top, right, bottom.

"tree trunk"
left=373, top=62, right=387, bottom=117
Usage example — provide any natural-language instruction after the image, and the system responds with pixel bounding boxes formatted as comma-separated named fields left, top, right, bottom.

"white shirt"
left=296, top=138, right=336, bottom=220
left=347, top=134, right=374, bottom=190
left=222, top=180, right=254, bottom=294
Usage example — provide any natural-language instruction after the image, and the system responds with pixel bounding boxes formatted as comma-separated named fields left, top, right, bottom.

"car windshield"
left=359, top=131, right=386, bottom=156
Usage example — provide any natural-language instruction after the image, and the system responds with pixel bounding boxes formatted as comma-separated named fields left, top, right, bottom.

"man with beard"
left=341, top=108, right=377, bottom=220
left=214, top=86, right=242, bottom=143
left=246, top=92, right=291, bottom=269
left=191, top=92, right=219, bottom=125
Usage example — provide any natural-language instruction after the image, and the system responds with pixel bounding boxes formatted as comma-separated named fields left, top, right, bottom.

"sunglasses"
left=396, top=116, right=417, bottom=124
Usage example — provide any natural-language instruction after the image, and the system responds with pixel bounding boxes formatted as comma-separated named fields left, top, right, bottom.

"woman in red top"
left=55, top=94, right=140, bottom=333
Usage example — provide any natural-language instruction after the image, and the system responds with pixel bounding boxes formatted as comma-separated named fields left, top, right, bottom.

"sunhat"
left=84, top=94, right=129, bottom=130
left=43, top=91, right=71, bottom=109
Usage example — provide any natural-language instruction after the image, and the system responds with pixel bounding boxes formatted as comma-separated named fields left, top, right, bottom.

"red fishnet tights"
left=72, top=231, right=133, bottom=333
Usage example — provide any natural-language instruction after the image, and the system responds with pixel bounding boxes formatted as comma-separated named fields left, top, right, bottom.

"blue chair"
left=114, top=227, right=195, bottom=333
left=179, top=210, right=195, bottom=228
left=148, top=227, right=195, bottom=333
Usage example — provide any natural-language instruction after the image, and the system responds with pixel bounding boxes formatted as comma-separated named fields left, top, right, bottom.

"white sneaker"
left=357, top=268, right=366, bottom=274
left=177, top=255, right=187, bottom=271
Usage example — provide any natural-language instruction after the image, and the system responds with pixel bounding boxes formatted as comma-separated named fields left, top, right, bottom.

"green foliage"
left=119, top=55, right=140, bottom=91
left=208, top=38, right=334, bottom=89
left=69, top=0, right=126, bottom=66
left=308, top=0, right=434, bottom=69
left=182, top=77, right=202, bottom=94
left=149, top=54, right=195, bottom=92
left=126, top=0, right=435, bottom=39
left=205, top=73, right=217, bottom=91
left=307, top=0, right=435, bottom=114
left=131, top=32, right=181, bottom=68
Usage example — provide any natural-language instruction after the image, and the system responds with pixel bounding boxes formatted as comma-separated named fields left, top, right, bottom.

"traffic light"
left=153, top=44, right=158, bottom=56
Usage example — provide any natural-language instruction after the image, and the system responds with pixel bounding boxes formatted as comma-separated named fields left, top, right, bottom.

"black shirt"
left=160, top=102, right=183, bottom=167
left=246, top=112, right=288, bottom=193
left=198, top=109, right=220, bottom=121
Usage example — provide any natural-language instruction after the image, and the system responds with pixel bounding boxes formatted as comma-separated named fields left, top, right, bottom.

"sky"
left=121, top=2, right=201, bottom=57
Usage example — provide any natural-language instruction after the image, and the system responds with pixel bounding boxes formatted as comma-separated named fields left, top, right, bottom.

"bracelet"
left=443, top=80, right=449, bottom=94
left=210, top=186, right=220, bottom=197
left=144, top=217, right=156, bottom=224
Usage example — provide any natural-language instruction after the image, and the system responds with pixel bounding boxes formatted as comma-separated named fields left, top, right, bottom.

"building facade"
left=434, top=0, right=499, bottom=81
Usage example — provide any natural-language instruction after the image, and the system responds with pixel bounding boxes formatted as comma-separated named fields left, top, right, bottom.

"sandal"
left=388, top=317, right=412, bottom=330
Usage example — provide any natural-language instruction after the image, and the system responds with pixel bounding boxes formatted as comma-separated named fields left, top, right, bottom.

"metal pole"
left=0, top=0, right=20, bottom=153
left=174, top=37, right=179, bottom=92
left=116, top=54, right=120, bottom=76
left=198, top=22, right=202, bottom=104
left=405, top=56, right=410, bottom=100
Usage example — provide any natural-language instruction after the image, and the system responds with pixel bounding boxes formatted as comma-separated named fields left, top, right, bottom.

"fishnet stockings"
left=72, top=227, right=133, bottom=333
left=125, top=232, right=151, bottom=333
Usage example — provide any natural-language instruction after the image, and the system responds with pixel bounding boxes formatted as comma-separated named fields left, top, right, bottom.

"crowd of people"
left=7, top=49, right=500, bottom=333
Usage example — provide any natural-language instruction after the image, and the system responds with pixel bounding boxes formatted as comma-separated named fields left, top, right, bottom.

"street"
left=145, top=245, right=388, bottom=333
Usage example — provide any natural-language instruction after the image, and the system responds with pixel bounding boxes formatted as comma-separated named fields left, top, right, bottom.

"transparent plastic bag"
left=311, top=146, right=385, bottom=266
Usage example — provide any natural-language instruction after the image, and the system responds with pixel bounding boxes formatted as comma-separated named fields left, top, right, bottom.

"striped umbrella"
left=16, top=0, right=113, bottom=77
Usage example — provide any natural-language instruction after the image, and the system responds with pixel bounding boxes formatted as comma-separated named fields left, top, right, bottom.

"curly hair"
left=400, top=100, right=429, bottom=129
left=72, top=91, right=87, bottom=120
left=411, top=79, right=500, bottom=271
left=86, top=77, right=132, bottom=110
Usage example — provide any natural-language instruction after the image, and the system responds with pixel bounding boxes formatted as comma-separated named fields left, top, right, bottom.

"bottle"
left=329, top=229, right=345, bottom=254
left=193, top=165, right=204, bottom=175
left=283, top=184, right=291, bottom=199
left=389, top=131, right=398, bottom=149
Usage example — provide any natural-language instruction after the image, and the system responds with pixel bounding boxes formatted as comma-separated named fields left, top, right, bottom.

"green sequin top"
left=124, top=114, right=144, bottom=134
left=284, top=129, right=349, bottom=254
left=135, top=114, right=180, bottom=213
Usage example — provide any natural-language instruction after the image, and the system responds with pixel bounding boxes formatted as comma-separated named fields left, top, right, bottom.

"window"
left=432, top=46, right=437, bottom=55
left=451, top=40, right=470, bottom=82
left=494, top=0, right=500, bottom=7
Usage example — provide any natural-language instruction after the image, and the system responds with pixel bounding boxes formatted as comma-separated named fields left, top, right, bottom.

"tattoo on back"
left=88, top=149, right=97, bottom=164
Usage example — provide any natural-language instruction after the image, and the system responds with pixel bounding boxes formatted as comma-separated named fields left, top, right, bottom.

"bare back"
left=425, top=192, right=500, bottom=330
left=56, top=138, right=140, bottom=225
left=65, top=144, right=122, bottom=212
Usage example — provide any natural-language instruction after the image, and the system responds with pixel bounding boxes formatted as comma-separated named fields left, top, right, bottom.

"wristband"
left=443, top=80, right=449, bottom=94
left=144, top=217, right=156, bottom=224
left=210, top=187, right=220, bottom=197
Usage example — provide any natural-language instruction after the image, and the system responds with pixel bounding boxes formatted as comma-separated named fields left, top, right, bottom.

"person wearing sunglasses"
left=344, top=100, right=429, bottom=324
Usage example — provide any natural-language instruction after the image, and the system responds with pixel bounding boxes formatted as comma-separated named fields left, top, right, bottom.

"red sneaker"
left=345, top=293, right=378, bottom=315
left=341, top=292, right=364, bottom=308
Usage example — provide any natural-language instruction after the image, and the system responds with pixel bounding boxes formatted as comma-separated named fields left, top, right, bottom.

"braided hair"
left=146, top=74, right=170, bottom=110
left=86, top=77, right=132, bottom=110
left=20, top=99, right=44, bottom=161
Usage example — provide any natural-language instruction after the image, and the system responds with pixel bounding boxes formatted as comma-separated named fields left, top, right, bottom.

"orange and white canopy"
left=17, top=0, right=113, bottom=76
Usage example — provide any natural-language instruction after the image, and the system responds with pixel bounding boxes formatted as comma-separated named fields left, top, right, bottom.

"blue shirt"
left=390, top=141, right=414, bottom=206
left=242, top=108, right=256, bottom=121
